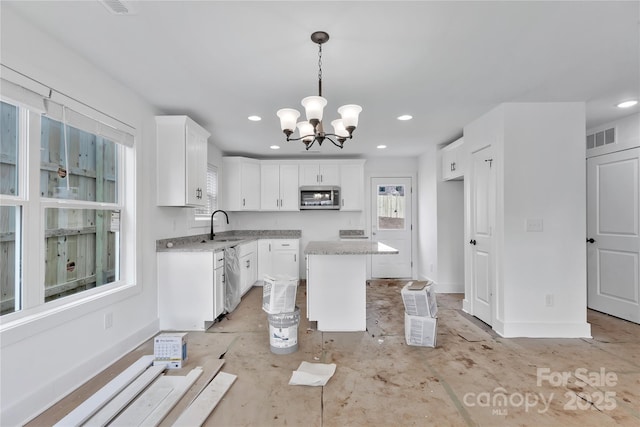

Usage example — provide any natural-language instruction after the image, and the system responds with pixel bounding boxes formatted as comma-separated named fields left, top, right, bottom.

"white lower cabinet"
left=257, top=239, right=300, bottom=282
left=238, top=241, right=258, bottom=295
left=157, top=251, right=224, bottom=331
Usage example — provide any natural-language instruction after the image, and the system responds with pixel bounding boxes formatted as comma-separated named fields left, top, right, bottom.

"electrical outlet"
left=526, top=218, right=544, bottom=232
left=104, top=312, right=113, bottom=329
left=545, top=294, right=554, bottom=307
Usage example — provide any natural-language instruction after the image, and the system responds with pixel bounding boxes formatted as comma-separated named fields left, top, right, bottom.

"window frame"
left=191, top=163, right=218, bottom=228
left=0, top=81, right=136, bottom=323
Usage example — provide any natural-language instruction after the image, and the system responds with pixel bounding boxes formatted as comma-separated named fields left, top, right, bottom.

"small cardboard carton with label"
left=405, top=312, right=437, bottom=347
left=153, top=333, right=187, bottom=369
left=401, top=281, right=438, bottom=318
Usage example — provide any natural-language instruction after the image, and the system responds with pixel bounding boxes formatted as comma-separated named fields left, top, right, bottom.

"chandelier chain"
left=317, top=43, right=323, bottom=96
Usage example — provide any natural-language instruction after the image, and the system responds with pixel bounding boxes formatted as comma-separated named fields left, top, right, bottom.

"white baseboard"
left=494, top=319, right=592, bottom=338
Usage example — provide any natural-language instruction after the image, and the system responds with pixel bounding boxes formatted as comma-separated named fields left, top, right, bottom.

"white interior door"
left=587, top=148, right=640, bottom=324
left=469, top=145, right=495, bottom=325
left=371, top=177, right=412, bottom=278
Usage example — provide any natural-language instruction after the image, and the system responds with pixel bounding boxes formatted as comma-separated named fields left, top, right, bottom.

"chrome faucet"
left=210, top=210, right=229, bottom=240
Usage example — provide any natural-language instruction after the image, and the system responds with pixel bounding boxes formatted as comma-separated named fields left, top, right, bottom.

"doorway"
left=370, top=177, right=412, bottom=278
left=587, top=148, right=640, bottom=324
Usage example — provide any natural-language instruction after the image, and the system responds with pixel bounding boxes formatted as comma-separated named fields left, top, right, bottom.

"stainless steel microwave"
left=299, top=186, right=340, bottom=210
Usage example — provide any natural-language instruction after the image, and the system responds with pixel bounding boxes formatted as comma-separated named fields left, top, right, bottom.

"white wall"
left=464, top=102, right=591, bottom=338
left=417, top=146, right=437, bottom=284
left=436, top=171, right=465, bottom=292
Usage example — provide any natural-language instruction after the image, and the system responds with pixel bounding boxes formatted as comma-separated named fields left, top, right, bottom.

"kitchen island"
left=305, top=240, right=398, bottom=331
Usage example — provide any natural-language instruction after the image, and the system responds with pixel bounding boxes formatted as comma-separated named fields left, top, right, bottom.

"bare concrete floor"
left=28, top=280, right=640, bottom=426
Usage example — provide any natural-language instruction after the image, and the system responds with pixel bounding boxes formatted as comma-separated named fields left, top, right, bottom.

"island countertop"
left=304, top=240, right=398, bottom=255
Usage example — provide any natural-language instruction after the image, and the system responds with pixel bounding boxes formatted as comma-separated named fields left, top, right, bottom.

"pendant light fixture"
left=277, top=31, right=362, bottom=150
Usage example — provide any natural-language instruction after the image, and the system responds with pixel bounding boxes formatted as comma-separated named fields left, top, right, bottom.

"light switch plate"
left=526, top=218, right=544, bottom=232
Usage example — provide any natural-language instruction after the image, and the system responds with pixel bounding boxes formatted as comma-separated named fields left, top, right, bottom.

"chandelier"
left=277, top=31, right=362, bottom=150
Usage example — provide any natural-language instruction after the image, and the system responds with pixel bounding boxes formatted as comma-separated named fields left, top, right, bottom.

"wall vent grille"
left=586, top=127, right=615, bottom=149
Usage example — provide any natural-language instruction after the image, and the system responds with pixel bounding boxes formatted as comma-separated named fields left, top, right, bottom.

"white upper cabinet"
left=441, top=137, right=465, bottom=181
left=299, top=163, right=340, bottom=186
left=339, top=162, right=365, bottom=211
left=222, top=157, right=261, bottom=211
left=156, top=116, right=210, bottom=207
left=260, top=163, right=299, bottom=211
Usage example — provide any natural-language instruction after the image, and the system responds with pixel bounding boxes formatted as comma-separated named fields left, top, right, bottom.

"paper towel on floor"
left=289, top=361, right=336, bottom=386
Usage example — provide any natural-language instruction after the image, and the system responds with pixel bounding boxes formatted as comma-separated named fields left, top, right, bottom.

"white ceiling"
left=4, top=0, right=639, bottom=158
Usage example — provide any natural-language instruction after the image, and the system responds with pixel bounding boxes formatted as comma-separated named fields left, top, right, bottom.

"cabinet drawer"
left=237, top=240, right=257, bottom=257
left=214, top=250, right=225, bottom=268
left=272, top=239, right=298, bottom=250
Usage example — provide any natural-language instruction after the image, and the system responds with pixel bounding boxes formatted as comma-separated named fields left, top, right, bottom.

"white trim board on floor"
left=173, top=372, right=237, bottom=427
left=110, top=367, right=203, bottom=427
left=83, top=363, right=167, bottom=426
left=51, top=355, right=155, bottom=427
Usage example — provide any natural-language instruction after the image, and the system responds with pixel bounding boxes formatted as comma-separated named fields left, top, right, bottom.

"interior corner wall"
left=436, top=170, right=464, bottom=293
left=1, top=7, right=160, bottom=425
left=417, top=146, right=438, bottom=284
left=501, top=103, right=591, bottom=337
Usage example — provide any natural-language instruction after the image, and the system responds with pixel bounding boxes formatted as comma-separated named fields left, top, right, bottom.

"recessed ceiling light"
left=270, top=145, right=280, bottom=150
left=248, top=115, right=262, bottom=121
left=397, top=115, right=413, bottom=121
left=617, top=100, right=638, bottom=109
left=377, top=145, right=387, bottom=149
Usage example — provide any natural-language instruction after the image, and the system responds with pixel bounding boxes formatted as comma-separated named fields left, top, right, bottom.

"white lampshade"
left=297, top=121, right=315, bottom=143
left=276, top=108, right=300, bottom=132
left=337, top=104, right=362, bottom=129
left=331, top=119, right=349, bottom=138
left=301, top=96, right=327, bottom=122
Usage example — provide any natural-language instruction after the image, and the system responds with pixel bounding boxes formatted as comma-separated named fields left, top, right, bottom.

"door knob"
left=586, top=238, right=596, bottom=243
left=469, top=239, right=477, bottom=245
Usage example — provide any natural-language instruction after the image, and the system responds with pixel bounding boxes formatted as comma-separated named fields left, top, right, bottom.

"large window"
left=0, top=79, right=133, bottom=318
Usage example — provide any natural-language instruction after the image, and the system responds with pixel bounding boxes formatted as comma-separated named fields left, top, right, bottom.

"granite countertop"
left=157, top=230, right=301, bottom=252
left=338, top=229, right=368, bottom=239
left=304, top=240, right=398, bottom=255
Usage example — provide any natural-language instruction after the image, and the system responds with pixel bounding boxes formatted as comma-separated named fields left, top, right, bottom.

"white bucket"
left=268, top=307, right=300, bottom=354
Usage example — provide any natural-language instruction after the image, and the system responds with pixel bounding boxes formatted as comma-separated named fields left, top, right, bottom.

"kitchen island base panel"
left=307, top=254, right=366, bottom=332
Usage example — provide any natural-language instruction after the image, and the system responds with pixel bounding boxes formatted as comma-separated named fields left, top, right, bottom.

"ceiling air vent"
left=586, top=127, right=615, bottom=150
left=99, top=0, right=137, bottom=15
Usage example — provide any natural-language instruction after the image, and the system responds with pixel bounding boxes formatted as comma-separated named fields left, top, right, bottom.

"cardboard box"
left=401, top=281, right=438, bottom=317
left=405, top=312, right=437, bottom=347
left=153, top=333, right=187, bottom=369
left=262, top=274, right=298, bottom=314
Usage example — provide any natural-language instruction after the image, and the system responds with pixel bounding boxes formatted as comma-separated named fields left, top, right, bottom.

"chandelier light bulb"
left=297, top=121, right=315, bottom=143
left=276, top=108, right=300, bottom=136
left=301, top=96, right=327, bottom=123
left=337, top=104, right=362, bottom=131
left=331, top=119, right=349, bottom=138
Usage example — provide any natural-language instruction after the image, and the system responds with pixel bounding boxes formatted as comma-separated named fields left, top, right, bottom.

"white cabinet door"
left=260, top=164, right=280, bottom=210
left=442, top=137, right=464, bottom=181
left=214, top=251, right=225, bottom=319
left=299, top=163, right=340, bottom=185
left=257, top=239, right=272, bottom=282
left=222, top=157, right=261, bottom=211
left=272, top=249, right=299, bottom=278
left=238, top=241, right=258, bottom=295
left=279, top=164, right=300, bottom=210
left=241, top=161, right=261, bottom=210
left=340, top=163, right=364, bottom=211
left=260, top=164, right=299, bottom=211
left=156, top=116, right=210, bottom=207
left=185, top=123, right=208, bottom=206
